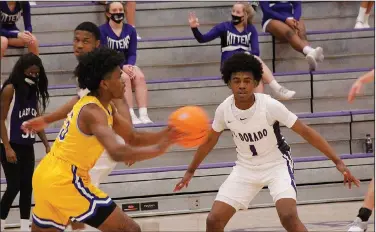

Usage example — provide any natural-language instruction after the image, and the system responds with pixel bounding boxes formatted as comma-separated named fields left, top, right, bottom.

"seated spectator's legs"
left=254, top=55, right=295, bottom=100
left=266, top=20, right=323, bottom=71
left=355, top=1, right=374, bottom=28
left=8, top=33, right=39, bottom=56
left=1, top=36, right=8, bottom=58
left=122, top=67, right=152, bottom=125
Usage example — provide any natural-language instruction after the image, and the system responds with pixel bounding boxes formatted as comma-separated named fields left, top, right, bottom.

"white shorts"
left=89, top=135, right=124, bottom=187
left=215, top=153, right=296, bottom=211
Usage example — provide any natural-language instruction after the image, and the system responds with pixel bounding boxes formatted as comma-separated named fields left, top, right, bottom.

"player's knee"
left=279, top=211, right=298, bottom=227
left=206, top=213, right=224, bottom=230
left=128, top=222, right=141, bottom=232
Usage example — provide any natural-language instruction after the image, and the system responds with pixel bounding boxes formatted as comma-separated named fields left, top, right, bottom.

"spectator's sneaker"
left=276, top=87, right=296, bottom=100
left=139, top=115, right=153, bottom=124
left=137, top=34, right=142, bottom=40
left=348, top=217, right=368, bottom=232
left=306, top=47, right=323, bottom=71
left=29, top=1, right=36, bottom=5
left=363, top=23, right=371, bottom=28
left=131, top=114, right=142, bottom=125
left=355, top=21, right=365, bottom=29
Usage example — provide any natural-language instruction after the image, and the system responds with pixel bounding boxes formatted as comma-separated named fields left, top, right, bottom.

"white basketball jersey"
left=222, top=94, right=289, bottom=167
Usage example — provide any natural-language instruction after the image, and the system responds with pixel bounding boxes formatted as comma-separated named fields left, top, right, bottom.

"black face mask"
left=110, top=13, right=124, bottom=24
left=231, top=14, right=244, bottom=25
left=24, top=75, right=37, bottom=85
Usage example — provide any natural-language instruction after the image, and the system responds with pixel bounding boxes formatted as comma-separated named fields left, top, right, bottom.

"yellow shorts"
left=32, top=155, right=114, bottom=230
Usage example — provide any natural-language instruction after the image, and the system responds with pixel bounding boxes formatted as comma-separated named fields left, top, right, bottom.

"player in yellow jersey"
left=29, top=47, right=177, bottom=232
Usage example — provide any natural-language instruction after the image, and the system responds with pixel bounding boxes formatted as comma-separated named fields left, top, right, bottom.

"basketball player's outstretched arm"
left=291, top=119, right=360, bottom=188
left=174, top=129, right=222, bottom=192
left=81, top=104, right=175, bottom=163
left=111, top=104, right=171, bottom=147
left=22, top=95, right=80, bottom=132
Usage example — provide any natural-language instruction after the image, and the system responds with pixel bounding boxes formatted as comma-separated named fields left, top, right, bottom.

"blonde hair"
left=235, top=2, right=255, bottom=25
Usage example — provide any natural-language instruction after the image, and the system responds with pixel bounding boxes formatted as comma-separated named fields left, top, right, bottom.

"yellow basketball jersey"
left=49, top=95, right=113, bottom=171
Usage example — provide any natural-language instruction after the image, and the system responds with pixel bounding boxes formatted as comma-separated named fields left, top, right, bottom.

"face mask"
left=231, top=14, right=244, bottom=25
left=24, top=75, right=37, bottom=85
left=110, top=13, right=124, bottom=24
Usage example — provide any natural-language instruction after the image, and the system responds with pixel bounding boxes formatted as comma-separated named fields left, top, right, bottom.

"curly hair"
left=1, top=53, right=49, bottom=112
left=75, top=47, right=124, bottom=93
left=221, top=52, right=263, bottom=85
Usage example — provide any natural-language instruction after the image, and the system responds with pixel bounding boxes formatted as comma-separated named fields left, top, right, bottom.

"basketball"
left=168, top=106, right=211, bottom=148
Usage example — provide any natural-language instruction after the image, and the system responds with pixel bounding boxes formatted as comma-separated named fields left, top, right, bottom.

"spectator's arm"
left=191, top=23, right=223, bottom=43
left=125, top=28, right=137, bottom=66
left=259, top=1, right=289, bottom=22
left=99, top=26, right=107, bottom=47
left=249, top=25, right=260, bottom=57
left=292, top=1, right=302, bottom=21
left=22, top=2, right=32, bottom=32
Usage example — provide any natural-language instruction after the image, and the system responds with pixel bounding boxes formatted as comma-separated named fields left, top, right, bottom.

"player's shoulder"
left=219, top=94, right=234, bottom=108
left=123, top=23, right=136, bottom=32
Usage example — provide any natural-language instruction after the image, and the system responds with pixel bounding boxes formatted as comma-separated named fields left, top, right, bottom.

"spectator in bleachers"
left=0, top=53, right=49, bottom=231
left=189, top=2, right=296, bottom=100
left=259, top=1, right=324, bottom=71
left=95, top=1, right=141, bottom=40
left=0, top=1, right=39, bottom=58
left=355, top=1, right=374, bottom=29
left=100, top=1, right=152, bottom=124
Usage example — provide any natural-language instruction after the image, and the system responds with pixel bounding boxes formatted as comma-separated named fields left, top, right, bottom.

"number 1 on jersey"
left=249, top=145, right=258, bottom=156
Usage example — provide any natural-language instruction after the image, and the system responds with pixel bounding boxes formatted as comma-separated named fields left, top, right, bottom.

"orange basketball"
left=168, top=106, right=210, bottom=148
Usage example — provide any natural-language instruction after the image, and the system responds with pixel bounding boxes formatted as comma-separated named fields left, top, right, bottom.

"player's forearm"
left=301, top=126, right=342, bottom=165
left=187, top=137, right=218, bottom=173
left=44, top=96, right=79, bottom=123
left=0, top=120, right=11, bottom=149
left=109, top=144, right=165, bottom=162
left=358, top=69, right=375, bottom=84
left=130, top=128, right=168, bottom=147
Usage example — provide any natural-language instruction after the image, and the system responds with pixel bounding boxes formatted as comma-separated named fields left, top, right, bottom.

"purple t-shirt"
left=191, top=21, right=260, bottom=67
left=99, top=22, right=137, bottom=67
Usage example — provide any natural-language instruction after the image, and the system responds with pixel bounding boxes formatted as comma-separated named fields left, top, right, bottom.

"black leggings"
left=0, top=142, right=35, bottom=220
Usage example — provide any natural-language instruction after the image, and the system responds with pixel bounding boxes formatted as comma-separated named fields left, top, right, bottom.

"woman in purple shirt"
left=189, top=2, right=295, bottom=100
left=0, top=1, right=39, bottom=58
left=99, top=2, right=152, bottom=125
left=0, top=53, right=49, bottom=231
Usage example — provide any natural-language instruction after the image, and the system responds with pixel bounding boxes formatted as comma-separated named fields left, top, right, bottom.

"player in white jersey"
left=347, top=69, right=375, bottom=232
left=174, top=53, right=360, bottom=232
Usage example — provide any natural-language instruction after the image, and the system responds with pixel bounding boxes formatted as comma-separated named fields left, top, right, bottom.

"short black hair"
left=75, top=47, right=124, bottom=92
left=221, top=52, right=263, bottom=85
left=74, top=21, right=100, bottom=41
